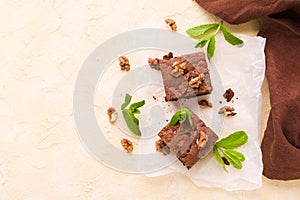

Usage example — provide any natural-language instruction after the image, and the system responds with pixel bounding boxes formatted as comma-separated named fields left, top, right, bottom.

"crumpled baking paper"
left=144, top=34, right=266, bottom=191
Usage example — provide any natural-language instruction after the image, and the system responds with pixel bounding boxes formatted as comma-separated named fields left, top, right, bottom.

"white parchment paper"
left=145, top=34, right=266, bottom=191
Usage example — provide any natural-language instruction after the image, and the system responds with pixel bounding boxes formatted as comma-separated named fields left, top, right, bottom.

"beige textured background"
left=0, top=0, right=299, bottom=199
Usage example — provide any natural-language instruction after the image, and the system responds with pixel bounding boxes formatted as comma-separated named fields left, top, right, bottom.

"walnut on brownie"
left=156, top=108, right=218, bottom=169
left=152, top=52, right=212, bottom=101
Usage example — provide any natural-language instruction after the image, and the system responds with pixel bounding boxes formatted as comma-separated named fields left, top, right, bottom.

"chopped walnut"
left=197, top=131, right=208, bottom=149
left=148, top=57, right=160, bottom=70
left=121, top=138, right=133, bottom=153
left=170, top=69, right=181, bottom=77
left=198, top=99, right=213, bottom=108
left=188, top=74, right=204, bottom=88
left=172, top=61, right=186, bottom=75
left=218, top=106, right=236, bottom=116
left=223, top=88, right=234, bottom=102
left=155, top=139, right=170, bottom=155
left=165, top=18, right=177, bottom=31
left=119, top=56, right=130, bottom=71
left=107, top=107, right=117, bottom=123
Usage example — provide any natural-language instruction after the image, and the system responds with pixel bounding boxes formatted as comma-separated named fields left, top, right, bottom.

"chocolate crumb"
left=118, top=56, right=130, bottom=71
left=219, top=100, right=222, bottom=104
left=163, top=52, right=173, bottom=60
left=236, top=97, right=239, bottom=100
left=153, top=96, right=157, bottom=100
left=121, top=138, right=133, bottom=153
left=198, top=99, right=213, bottom=108
left=223, top=88, right=234, bottom=102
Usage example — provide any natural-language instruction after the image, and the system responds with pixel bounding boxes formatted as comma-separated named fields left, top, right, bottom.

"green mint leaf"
left=132, top=109, right=140, bottom=114
left=129, top=100, right=145, bottom=113
left=216, top=130, right=248, bottom=149
left=207, top=36, right=216, bottom=60
left=121, top=93, right=132, bottom=110
left=122, top=109, right=141, bottom=136
left=224, top=149, right=245, bottom=162
left=169, top=108, right=193, bottom=127
left=213, top=146, right=227, bottom=172
left=223, top=149, right=242, bottom=169
left=186, top=23, right=219, bottom=37
left=220, top=23, right=243, bottom=46
left=195, top=35, right=212, bottom=48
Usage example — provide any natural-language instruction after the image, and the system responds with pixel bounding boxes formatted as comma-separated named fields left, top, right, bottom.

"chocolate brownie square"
left=157, top=108, right=218, bottom=169
left=159, top=52, right=212, bottom=101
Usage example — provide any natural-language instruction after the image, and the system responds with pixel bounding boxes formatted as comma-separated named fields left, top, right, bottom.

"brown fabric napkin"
left=195, top=0, right=300, bottom=180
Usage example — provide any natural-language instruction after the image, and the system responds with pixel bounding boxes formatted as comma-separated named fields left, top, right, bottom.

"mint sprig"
left=213, top=131, right=248, bottom=172
left=169, top=108, right=193, bottom=127
left=186, top=21, right=243, bottom=60
left=121, top=93, right=145, bottom=136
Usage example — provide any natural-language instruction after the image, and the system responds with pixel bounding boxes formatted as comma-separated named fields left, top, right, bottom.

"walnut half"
left=119, top=56, right=130, bottom=71
left=121, top=138, right=133, bottom=153
left=107, top=107, right=117, bottom=123
left=165, top=18, right=177, bottom=32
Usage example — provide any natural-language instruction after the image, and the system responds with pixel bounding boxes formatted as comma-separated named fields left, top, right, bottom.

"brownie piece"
left=157, top=108, right=218, bottom=169
left=158, top=52, right=212, bottom=101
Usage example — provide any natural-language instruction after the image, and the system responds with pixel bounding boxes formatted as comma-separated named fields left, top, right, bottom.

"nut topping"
left=118, top=56, right=130, bottom=71
left=188, top=74, right=204, bottom=88
left=197, top=131, right=208, bottom=149
left=170, top=69, right=181, bottom=77
left=172, top=61, right=186, bottom=75
left=218, top=106, right=237, bottom=116
left=107, top=107, right=117, bottom=123
left=165, top=18, right=177, bottom=32
left=121, top=138, right=133, bottom=153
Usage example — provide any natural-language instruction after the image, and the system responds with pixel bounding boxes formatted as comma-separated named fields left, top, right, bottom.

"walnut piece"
left=223, top=88, right=234, bottom=102
left=121, top=138, right=133, bottom=153
left=218, top=106, right=236, bottom=116
left=107, top=107, right=117, bottom=123
left=197, top=131, right=208, bottom=149
left=148, top=57, right=160, bottom=70
left=119, top=56, right=130, bottom=71
left=198, top=99, right=213, bottom=108
left=172, top=61, right=186, bottom=75
left=165, top=18, right=177, bottom=31
left=155, top=139, right=170, bottom=155
left=188, top=74, right=204, bottom=88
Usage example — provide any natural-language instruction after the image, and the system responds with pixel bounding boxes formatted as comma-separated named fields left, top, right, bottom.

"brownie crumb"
left=165, top=18, right=177, bottom=31
left=121, top=138, right=133, bottom=153
left=223, top=88, right=234, bottom=102
left=163, top=52, right=173, bottom=60
left=107, top=107, right=117, bottom=123
left=236, top=97, right=239, bottom=100
left=153, top=96, right=157, bottom=100
left=119, top=56, right=130, bottom=71
left=155, top=139, right=171, bottom=155
left=218, top=106, right=236, bottom=116
left=198, top=99, right=213, bottom=108
left=219, top=100, right=222, bottom=104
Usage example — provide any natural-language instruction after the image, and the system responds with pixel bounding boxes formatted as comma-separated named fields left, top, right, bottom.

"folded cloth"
left=195, top=0, right=300, bottom=180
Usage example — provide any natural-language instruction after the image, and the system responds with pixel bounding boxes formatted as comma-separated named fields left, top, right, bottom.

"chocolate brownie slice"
left=157, top=108, right=218, bottom=169
left=158, top=52, right=212, bottom=101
